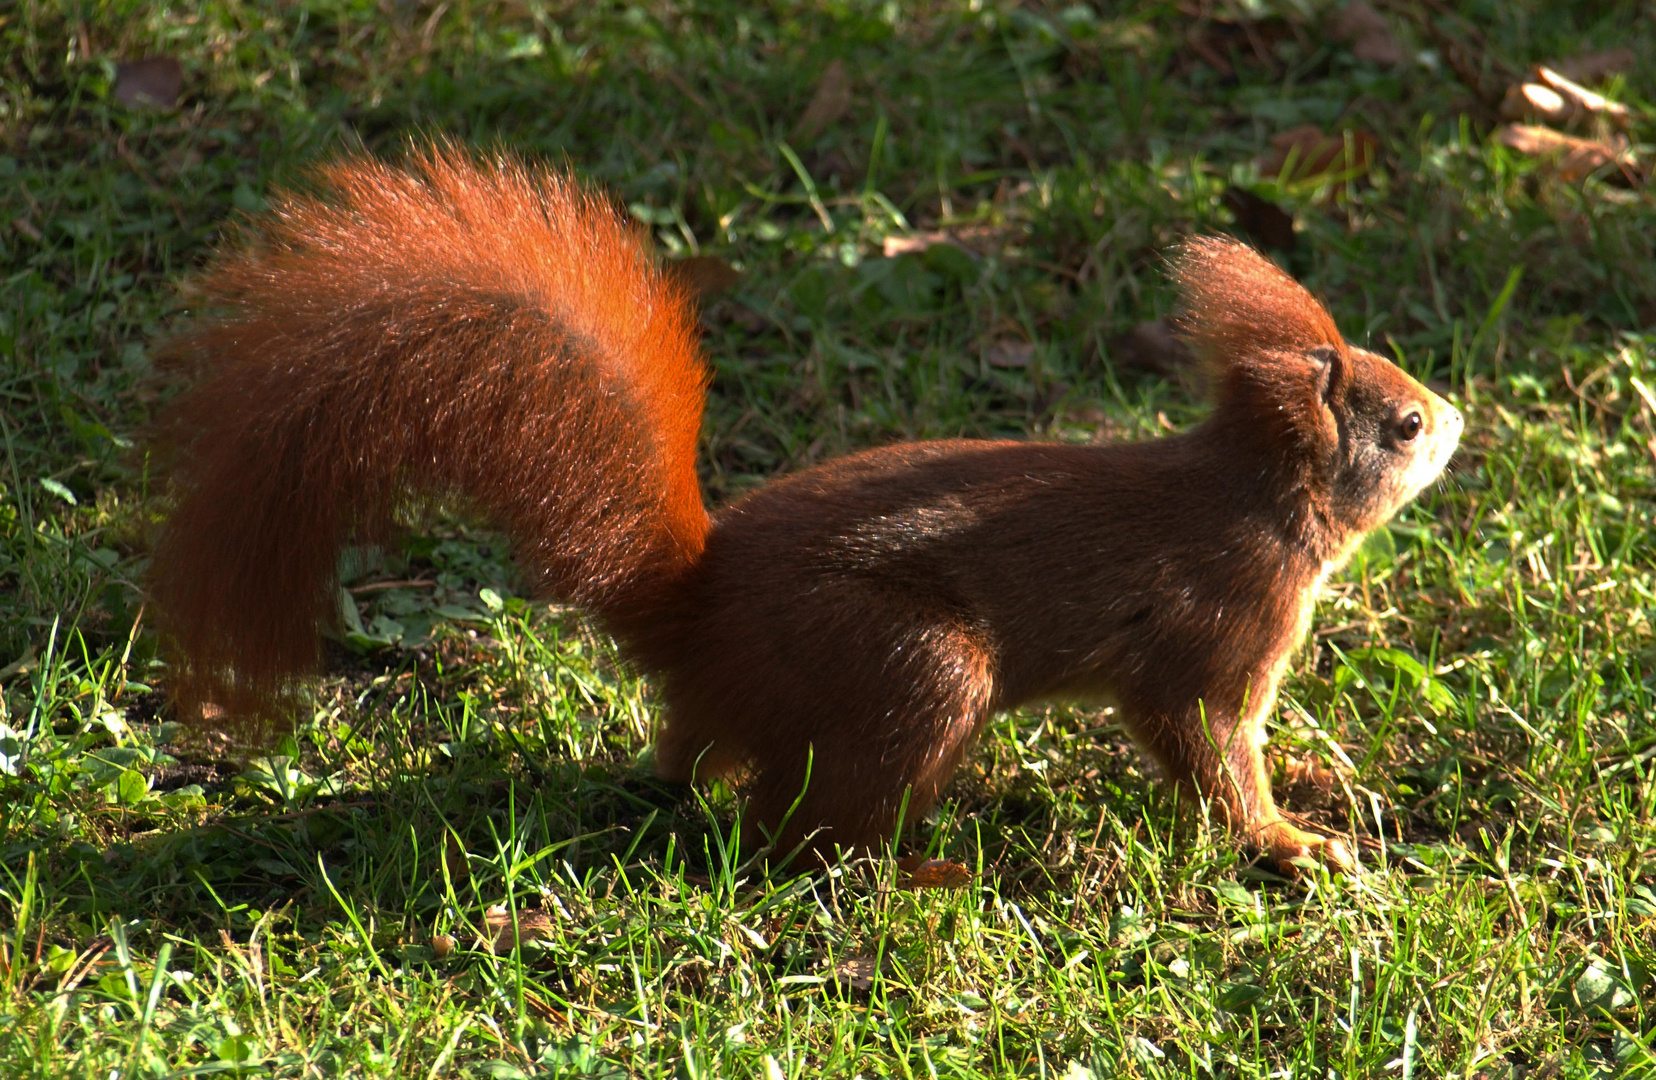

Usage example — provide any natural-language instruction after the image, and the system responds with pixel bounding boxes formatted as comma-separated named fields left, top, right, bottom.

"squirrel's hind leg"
left=741, top=620, right=997, bottom=864
left=653, top=714, right=745, bottom=785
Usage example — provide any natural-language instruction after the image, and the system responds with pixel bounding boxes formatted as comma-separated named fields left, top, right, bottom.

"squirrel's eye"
left=1398, top=411, right=1423, bottom=442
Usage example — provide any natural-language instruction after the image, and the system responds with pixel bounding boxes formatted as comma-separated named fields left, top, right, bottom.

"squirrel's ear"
left=1304, top=343, right=1345, bottom=451
left=1172, top=237, right=1343, bottom=366
left=1175, top=238, right=1350, bottom=456
left=1309, top=344, right=1344, bottom=405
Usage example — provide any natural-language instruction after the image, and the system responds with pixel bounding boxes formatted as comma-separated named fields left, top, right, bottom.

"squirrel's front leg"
left=1127, top=695, right=1355, bottom=873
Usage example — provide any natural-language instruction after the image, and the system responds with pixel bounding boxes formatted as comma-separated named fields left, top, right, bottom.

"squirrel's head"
left=1173, top=236, right=1462, bottom=539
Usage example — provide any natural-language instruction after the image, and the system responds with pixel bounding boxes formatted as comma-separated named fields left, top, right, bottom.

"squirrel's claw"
left=1258, top=820, right=1358, bottom=875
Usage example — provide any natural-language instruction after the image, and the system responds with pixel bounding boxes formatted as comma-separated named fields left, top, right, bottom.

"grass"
left=2, top=0, right=1655, bottom=1076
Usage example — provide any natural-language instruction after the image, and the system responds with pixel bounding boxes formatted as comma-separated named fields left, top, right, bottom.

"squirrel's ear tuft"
left=1172, top=237, right=1343, bottom=366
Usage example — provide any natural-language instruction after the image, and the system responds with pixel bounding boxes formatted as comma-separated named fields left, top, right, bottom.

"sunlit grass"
left=2, top=1, right=1653, bottom=1076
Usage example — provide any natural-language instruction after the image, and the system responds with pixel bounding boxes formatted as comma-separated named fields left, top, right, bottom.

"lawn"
left=2, top=1, right=1653, bottom=1076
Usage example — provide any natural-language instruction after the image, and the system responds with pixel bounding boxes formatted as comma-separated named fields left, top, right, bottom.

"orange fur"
left=150, top=146, right=707, bottom=718
left=150, top=147, right=1462, bottom=870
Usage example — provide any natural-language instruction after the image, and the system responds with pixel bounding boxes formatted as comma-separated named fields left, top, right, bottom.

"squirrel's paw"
left=1257, top=820, right=1356, bottom=875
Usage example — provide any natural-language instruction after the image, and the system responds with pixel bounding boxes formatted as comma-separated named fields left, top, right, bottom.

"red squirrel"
left=149, top=146, right=1462, bottom=871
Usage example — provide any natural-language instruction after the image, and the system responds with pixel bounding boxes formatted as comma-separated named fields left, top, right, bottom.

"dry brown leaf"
left=1221, top=187, right=1296, bottom=251
left=1263, top=126, right=1379, bottom=185
left=882, top=232, right=951, bottom=257
left=668, top=255, right=741, bottom=300
left=1329, top=3, right=1403, bottom=66
left=832, top=957, right=881, bottom=990
left=1534, top=66, right=1630, bottom=123
left=882, top=225, right=1006, bottom=260
left=1545, top=48, right=1634, bottom=86
left=795, top=58, right=851, bottom=142
left=0, top=645, right=38, bottom=681
left=1501, top=81, right=1570, bottom=124
left=1496, top=123, right=1634, bottom=183
left=985, top=340, right=1035, bottom=369
left=482, top=904, right=556, bottom=953
left=900, top=858, right=972, bottom=890
left=113, top=57, right=183, bottom=109
left=1502, top=66, right=1630, bottom=127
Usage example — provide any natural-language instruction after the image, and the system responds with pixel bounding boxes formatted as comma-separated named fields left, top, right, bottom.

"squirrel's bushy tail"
left=149, top=145, right=709, bottom=719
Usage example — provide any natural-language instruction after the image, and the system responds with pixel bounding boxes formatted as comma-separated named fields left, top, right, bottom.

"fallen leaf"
left=832, top=957, right=881, bottom=990
left=883, top=232, right=949, bottom=257
left=482, top=904, right=556, bottom=952
left=986, top=339, right=1035, bottom=369
left=1065, top=403, right=1109, bottom=429
left=1110, top=319, right=1197, bottom=378
left=1065, top=405, right=1109, bottom=433
left=1221, top=187, right=1296, bottom=251
left=1501, top=66, right=1630, bottom=127
left=881, top=224, right=1006, bottom=260
left=1263, top=126, right=1379, bottom=186
left=1544, top=48, right=1634, bottom=86
left=12, top=217, right=42, bottom=243
left=668, top=255, right=742, bottom=300
left=1329, top=2, right=1403, bottom=66
left=0, top=645, right=37, bottom=681
left=113, top=57, right=183, bottom=109
left=1534, top=65, right=1630, bottom=123
left=1500, top=81, right=1570, bottom=124
left=795, top=58, right=851, bottom=142
left=1496, top=124, right=1635, bottom=183
left=900, top=858, right=972, bottom=890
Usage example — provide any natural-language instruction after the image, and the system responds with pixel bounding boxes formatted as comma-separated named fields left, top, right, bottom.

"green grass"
left=3, top=0, right=1655, bottom=1076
